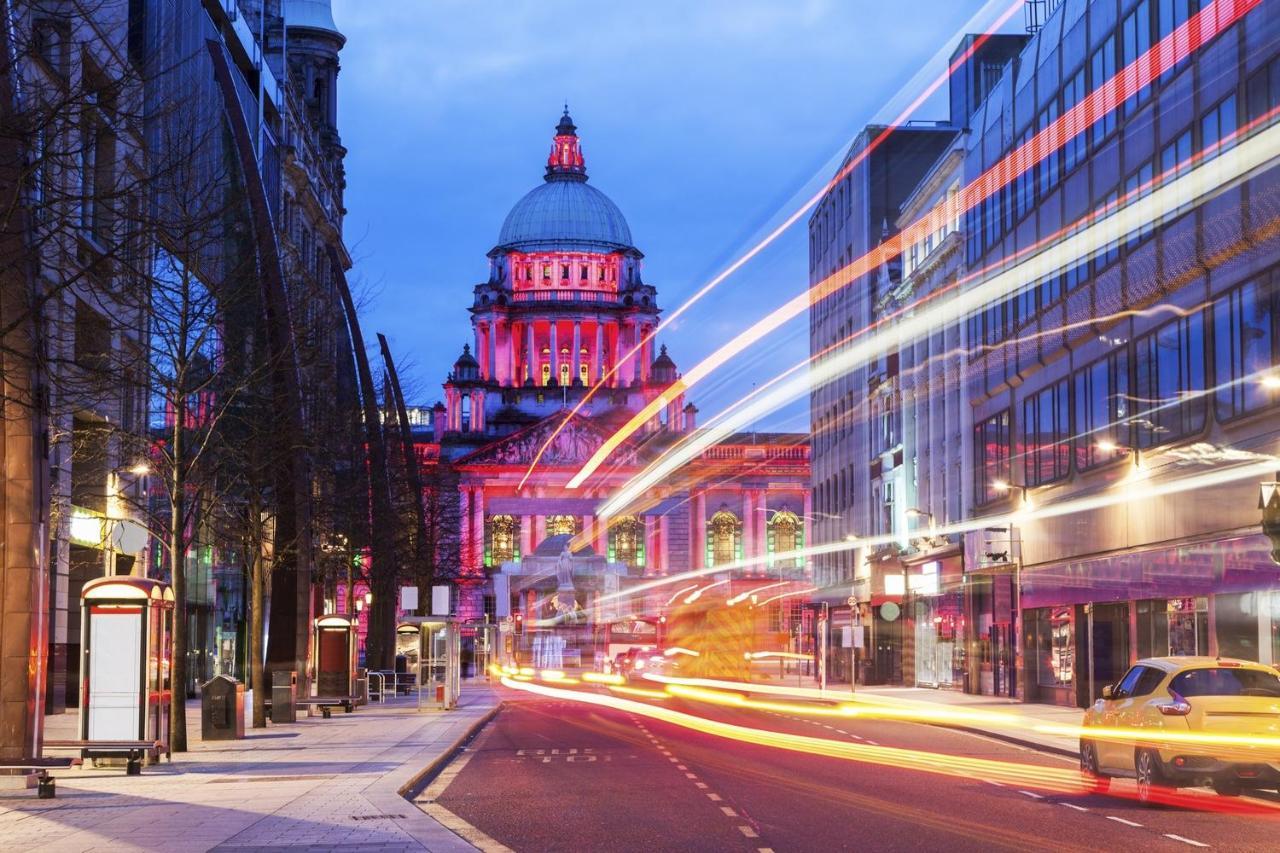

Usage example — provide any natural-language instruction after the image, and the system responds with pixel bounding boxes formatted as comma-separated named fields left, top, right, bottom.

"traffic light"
left=514, top=612, right=524, bottom=635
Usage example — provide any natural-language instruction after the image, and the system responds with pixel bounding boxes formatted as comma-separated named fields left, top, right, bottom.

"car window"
left=1114, top=666, right=1145, bottom=698
left=1133, top=667, right=1165, bottom=697
left=1170, top=668, right=1280, bottom=697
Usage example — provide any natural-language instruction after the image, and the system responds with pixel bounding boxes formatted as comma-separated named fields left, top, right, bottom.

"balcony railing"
left=513, top=289, right=619, bottom=304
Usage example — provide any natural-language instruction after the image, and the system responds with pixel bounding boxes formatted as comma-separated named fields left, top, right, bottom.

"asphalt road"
left=426, top=688, right=1280, bottom=852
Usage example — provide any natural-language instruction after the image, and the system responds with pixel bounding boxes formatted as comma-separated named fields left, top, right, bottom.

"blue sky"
left=333, top=0, right=1004, bottom=427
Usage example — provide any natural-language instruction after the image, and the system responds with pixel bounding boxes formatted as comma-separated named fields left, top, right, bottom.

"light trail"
left=568, top=0, right=1261, bottom=494
left=500, top=676, right=1280, bottom=813
left=514, top=0, right=1028, bottom=492
left=596, top=113, right=1280, bottom=518
left=727, top=580, right=790, bottom=605
left=648, top=674, right=1280, bottom=757
left=596, top=452, right=1280, bottom=608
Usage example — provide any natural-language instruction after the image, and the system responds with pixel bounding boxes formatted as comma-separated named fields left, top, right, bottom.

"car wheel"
left=1212, top=780, right=1241, bottom=797
left=1135, top=748, right=1164, bottom=807
left=1079, top=741, right=1110, bottom=794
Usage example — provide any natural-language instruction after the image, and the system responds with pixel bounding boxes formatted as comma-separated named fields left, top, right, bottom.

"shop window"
left=1166, top=596, right=1209, bottom=656
left=608, top=516, right=644, bottom=569
left=1032, top=606, right=1073, bottom=688
left=1215, top=591, right=1260, bottom=661
left=485, top=515, right=519, bottom=567
left=546, top=515, right=577, bottom=537
left=1213, top=278, right=1277, bottom=422
left=707, top=510, right=741, bottom=567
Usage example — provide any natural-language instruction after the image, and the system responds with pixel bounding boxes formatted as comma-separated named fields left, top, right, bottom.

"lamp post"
left=989, top=479, right=1029, bottom=700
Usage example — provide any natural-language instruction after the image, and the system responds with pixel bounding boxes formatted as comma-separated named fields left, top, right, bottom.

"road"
left=419, top=683, right=1280, bottom=852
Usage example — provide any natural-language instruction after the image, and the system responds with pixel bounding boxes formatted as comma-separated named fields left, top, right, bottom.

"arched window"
left=608, top=516, right=645, bottom=569
left=579, top=363, right=589, bottom=385
left=708, top=510, right=741, bottom=567
left=559, top=363, right=571, bottom=386
left=547, top=515, right=577, bottom=536
left=541, top=364, right=551, bottom=386
left=486, top=515, right=519, bottom=567
left=768, top=509, right=802, bottom=568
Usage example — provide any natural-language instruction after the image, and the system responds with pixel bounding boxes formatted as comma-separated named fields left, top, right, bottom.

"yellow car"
left=1079, top=656, right=1280, bottom=804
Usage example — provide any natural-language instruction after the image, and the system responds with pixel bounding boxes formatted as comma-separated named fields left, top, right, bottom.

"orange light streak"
left=569, top=0, right=1261, bottom=493
left=499, top=676, right=1280, bottom=813
left=515, top=0, right=1028, bottom=492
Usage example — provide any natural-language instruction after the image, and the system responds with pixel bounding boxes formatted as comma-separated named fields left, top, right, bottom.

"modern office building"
left=959, top=0, right=1280, bottom=707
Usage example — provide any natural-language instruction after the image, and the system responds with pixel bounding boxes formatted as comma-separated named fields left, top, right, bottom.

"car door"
left=1097, top=665, right=1147, bottom=770
left=1114, top=666, right=1168, bottom=763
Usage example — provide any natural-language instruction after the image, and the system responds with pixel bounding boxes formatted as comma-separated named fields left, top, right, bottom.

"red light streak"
left=514, top=0, right=1027, bottom=492
left=567, top=0, right=1262, bottom=494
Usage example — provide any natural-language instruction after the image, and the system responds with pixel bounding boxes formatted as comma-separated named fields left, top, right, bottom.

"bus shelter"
left=78, top=577, right=174, bottom=765
left=401, top=617, right=460, bottom=710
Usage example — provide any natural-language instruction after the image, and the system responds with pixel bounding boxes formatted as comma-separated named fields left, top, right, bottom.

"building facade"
left=810, top=0, right=1280, bottom=706
left=960, top=0, right=1280, bottom=707
left=420, top=113, right=811, bottom=655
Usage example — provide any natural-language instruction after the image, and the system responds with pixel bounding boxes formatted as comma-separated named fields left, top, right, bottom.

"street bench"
left=265, top=697, right=355, bottom=720
left=0, top=759, right=76, bottom=799
left=43, top=739, right=165, bottom=776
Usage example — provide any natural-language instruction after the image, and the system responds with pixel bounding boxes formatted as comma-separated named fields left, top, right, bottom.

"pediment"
left=456, top=412, right=638, bottom=468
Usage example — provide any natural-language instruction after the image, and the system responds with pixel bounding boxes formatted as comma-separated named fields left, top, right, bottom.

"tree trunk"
left=249, top=501, right=266, bottom=728
left=168, top=460, right=188, bottom=752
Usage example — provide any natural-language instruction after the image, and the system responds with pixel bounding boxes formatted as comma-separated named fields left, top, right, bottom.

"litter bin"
left=201, top=675, right=245, bottom=740
left=271, top=670, right=297, bottom=723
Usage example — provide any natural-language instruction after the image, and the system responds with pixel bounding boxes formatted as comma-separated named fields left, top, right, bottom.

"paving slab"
left=0, top=684, right=499, bottom=852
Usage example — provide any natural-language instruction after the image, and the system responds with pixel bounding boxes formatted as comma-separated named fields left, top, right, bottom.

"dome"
left=496, top=179, right=633, bottom=253
left=284, top=0, right=342, bottom=37
left=494, top=108, right=635, bottom=254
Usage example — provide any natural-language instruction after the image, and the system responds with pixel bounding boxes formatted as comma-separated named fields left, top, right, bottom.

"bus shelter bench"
left=43, top=740, right=164, bottom=775
left=0, top=759, right=75, bottom=799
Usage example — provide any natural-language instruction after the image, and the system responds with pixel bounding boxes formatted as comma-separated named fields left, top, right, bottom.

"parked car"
left=1080, top=656, right=1280, bottom=804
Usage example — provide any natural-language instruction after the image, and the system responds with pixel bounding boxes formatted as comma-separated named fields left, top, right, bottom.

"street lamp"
left=992, top=479, right=1032, bottom=511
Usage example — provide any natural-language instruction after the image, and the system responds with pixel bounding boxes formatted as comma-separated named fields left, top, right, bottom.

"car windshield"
left=1169, top=668, right=1280, bottom=698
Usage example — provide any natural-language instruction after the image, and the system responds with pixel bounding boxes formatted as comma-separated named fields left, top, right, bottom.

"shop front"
left=908, top=556, right=965, bottom=690
left=1022, top=534, right=1280, bottom=708
left=963, top=565, right=1017, bottom=698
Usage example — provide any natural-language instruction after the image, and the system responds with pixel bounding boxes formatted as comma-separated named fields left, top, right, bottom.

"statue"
left=556, top=545, right=574, bottom=590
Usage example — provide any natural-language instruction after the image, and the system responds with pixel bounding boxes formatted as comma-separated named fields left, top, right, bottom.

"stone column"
left=0, top=349, right=49, bottom=758
left=644, top=517, right=659, bottom=576
left=610, top=321, right=621, bottom=387
left=571, top=321, right=582, bottom=384
left=526, top=321, right=536, bottom=384
left=471, top=487, right=485, bottom=575
left=742, top=490, right=756, bottom=573
left=485, top=322, right=496, bottom=381
left=594, top=321, right=604, bottom=384
left=549, top=321, right=559, bottom=384
left=535, top=516, right=546, bottom=545
left=693, top=491, right=707, bottom=570
left=520, top=516, right=534, bottom=558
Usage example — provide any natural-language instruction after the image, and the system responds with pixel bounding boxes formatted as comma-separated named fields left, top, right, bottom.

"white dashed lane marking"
left=739, top=826, right=760, bottom=838
left=1163, top=834, right=1208, bottom=848
left=1106, top=816, right=1143, bottom=828
left=1060, top=803, right=1089, bottom=812
left=1018, top=790, right=1044, bottom=800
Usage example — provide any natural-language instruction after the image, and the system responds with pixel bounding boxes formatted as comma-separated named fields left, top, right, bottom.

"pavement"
left=428, top=684, right=1280, bottom=851
left=0, top=682, right=500, bottom=852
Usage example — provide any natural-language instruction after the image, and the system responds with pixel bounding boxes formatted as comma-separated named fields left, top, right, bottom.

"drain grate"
left=351, top=814, right=406, bottom=821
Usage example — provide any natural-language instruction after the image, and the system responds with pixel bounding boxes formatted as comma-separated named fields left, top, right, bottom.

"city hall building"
left=417, top=112, right=812, bottom=647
